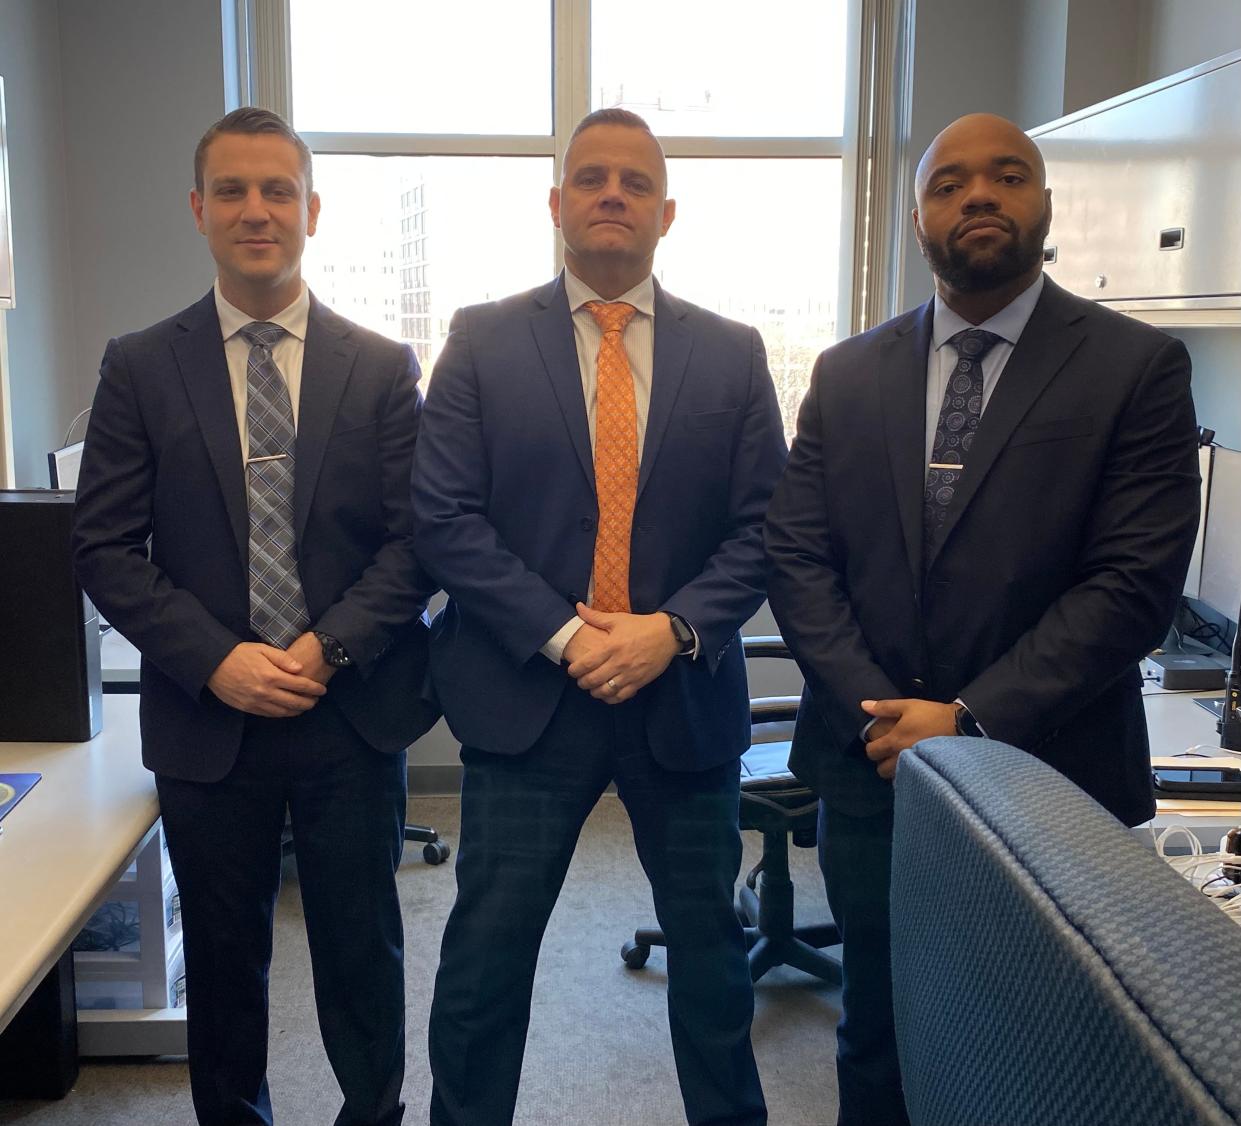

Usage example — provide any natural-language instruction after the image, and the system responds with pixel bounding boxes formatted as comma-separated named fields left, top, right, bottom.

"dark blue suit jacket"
left=73, top=291, right=439, bottom=782
left=765, top=278, right=1201, bottom=826
left=412, top=274, right=787, bottom=770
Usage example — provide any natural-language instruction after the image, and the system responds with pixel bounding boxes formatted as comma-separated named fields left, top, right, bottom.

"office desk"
left=1143, top=686, right=1241, bottom=839
left=100, top=627, right=139, bottom=693
left=0, top=696, right=156, bottom=1094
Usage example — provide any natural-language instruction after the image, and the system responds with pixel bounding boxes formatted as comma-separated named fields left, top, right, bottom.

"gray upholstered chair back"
left=891, top=737, right=1241, bottom=1126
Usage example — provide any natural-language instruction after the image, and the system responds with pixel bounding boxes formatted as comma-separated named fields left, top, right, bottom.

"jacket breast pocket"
left=1008, top=415, right=1094, bottom=448
left=684, top=407, right=739, bottom=431
left=324, top=420, right=378, bottom=448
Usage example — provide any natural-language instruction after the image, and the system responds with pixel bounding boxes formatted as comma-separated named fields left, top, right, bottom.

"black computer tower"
left=0, top=490, right=102, bottom=741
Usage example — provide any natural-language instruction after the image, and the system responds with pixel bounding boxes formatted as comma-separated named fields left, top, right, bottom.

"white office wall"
left=0, top=0, right=78, bottom=486
left=57, top=0, right=225, bottom=408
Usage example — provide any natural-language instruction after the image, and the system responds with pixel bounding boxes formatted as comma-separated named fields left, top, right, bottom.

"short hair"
left=568, top=106, right=657, bottom=144
left=193, top=107, right=313, bottom=193
left=564, top=108, right=667, bottom=188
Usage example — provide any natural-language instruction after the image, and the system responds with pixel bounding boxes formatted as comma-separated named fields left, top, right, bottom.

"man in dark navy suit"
left=765, top=113, right=1200, bottom=1126
left=414, top=109, right=787, bottom=1125
left=73, top=108, right=436, bottom=1126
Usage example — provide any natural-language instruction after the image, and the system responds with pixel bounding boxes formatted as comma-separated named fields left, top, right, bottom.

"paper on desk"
left=0, top=773, right=40, bottom=824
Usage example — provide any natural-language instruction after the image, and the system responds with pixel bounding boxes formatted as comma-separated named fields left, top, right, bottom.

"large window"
left=259, top=0, right=856, bottom=438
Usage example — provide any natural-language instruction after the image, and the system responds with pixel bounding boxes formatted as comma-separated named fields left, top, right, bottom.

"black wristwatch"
left=954, top=702, right=983, bottom=737
left=665, top=613, right=696, bottom=656
left=314, top=632, right=354, bottom=668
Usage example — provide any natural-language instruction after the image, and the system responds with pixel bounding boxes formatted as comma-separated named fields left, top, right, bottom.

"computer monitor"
left=1183, top=444, right=1213, bottom=599
left=1199, top=443, right=1241, bottom=626
left=47, top=441, right=84, bottom=490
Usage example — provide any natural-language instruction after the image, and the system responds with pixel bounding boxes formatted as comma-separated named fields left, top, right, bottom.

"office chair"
left=621, top=636, right=841, bottom=983
left=892, top=738, right=1241, bottom=1126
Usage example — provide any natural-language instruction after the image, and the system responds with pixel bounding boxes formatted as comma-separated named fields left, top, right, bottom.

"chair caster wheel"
left=621, top=940, right=651, bottom=969
left=423, top=840, right=451, bottom=865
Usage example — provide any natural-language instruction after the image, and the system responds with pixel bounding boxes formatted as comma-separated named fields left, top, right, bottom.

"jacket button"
left=579, top=517, right=595, bottom=531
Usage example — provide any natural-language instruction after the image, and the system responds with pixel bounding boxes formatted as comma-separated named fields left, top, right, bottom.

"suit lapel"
left=879, top=300, right=934, bottom=583
left=530, top=274, right=595, bottom=488
left=925, top=278, right=1087, bottom=570
left=294, top=297, right=357, bottom=542
left=638, top=280, right=693, bottom=500
left=173, top=293, right=248, bottom=561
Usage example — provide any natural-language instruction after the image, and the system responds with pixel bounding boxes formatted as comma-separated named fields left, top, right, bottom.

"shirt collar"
left=563, top=269, right=655, bottom=319
left=931, top=272, right=1045, bottom=351
left=213, top=279, right=311, bottom=344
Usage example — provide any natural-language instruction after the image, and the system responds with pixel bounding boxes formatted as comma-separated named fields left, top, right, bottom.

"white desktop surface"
left=1143, top=687, right=1241, bottom=830
left=100, top=627, right=140, bottom=684
left=0, top=695, right=155, bottom=1033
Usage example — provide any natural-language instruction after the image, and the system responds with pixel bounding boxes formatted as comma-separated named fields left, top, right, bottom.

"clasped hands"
left=861, top=698, right=958, bottom=780
left=564, top=602, right=680, bottom=704
left=206, top=632, right=336, bottom=718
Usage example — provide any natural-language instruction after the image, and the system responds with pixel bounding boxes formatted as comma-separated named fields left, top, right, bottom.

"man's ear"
left=660, top=198, right=676, bottom=236
left=307, top=190, right=321, bottom=237
left=190, top=189, right=205, bottom=233
left=549, top=185, right=562, bottom=230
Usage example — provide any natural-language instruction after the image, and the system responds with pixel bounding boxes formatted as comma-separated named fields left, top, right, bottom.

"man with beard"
left=764, top=113, right=1200, bottom=1126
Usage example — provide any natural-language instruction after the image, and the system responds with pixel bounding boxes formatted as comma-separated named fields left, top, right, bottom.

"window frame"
left=233, top=0, right=915, bottom=337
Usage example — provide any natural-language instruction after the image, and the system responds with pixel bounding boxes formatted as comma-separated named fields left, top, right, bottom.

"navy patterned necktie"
left=923, top=328, right=1004, bottom=552
left=241, top=321, right=309, bottom=648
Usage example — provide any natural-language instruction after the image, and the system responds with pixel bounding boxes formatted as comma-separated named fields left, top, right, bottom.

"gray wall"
left=58, top=0, right=225, bottom=411
left=899, top=0, right=1026, bottom=310
left=0, top=0, right=77, bottom=486
left=1143, top=0, right=1241, bottom=80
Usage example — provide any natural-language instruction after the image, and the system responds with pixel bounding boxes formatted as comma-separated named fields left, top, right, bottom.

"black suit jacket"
left=73, top=291, right=438, bottom=782
left=764, top=278, right=1200, bottom=826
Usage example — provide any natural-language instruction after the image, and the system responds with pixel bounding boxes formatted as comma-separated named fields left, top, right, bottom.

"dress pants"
left=156, top=698, right=408, bottom=1126
left=427, top=686, right=766, bottom=1126
left=817, top=800, right=910, bottom=1126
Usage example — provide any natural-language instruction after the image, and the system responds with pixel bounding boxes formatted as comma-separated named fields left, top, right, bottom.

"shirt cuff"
left=542, top=616, right=585, bottom=665
left=682, top=619, right=701, bottom=660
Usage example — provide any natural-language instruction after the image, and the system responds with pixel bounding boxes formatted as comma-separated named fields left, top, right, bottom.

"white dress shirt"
left=541, top=270, right=696, bottom=664
left=214, top=280, right=311, bottom=459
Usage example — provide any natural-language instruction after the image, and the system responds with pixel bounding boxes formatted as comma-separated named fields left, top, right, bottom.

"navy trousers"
left=817, top=800, right=910, bottom=1126
left=427, top=687, right=766, bottom=1126
left=156, top=699, right=408, bottom=1126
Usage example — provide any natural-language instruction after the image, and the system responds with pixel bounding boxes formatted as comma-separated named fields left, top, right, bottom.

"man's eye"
left=935, top=183, right=958, bottom=196
left=1000, top=174, right=1025, bottom=185
left=625, top=180, right=651, bottom=194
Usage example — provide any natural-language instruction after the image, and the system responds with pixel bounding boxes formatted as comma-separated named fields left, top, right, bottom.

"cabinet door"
left=1040, top=58, right=1241, bottom=303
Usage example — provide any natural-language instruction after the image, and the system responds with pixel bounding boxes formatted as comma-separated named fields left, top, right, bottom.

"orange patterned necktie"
left=586, top=300, right=639, bottom=613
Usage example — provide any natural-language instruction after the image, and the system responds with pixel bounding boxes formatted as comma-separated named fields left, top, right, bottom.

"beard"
left=921, top=206, right=1051, bottom=293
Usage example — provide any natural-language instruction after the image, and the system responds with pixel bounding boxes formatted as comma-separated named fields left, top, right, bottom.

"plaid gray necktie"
left=923, top=328, right=1004, bottom=553
left=242, top=321, right=309, bottom=648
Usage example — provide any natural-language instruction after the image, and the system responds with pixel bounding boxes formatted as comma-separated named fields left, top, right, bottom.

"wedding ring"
left=607, top=677, right=618, bottom=691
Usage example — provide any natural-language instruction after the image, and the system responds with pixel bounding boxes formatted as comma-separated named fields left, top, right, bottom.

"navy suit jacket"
left=412, top=274, right=787, bottom=770
left=765, top=277, right=1201, bottom=827
left=73, top=291, right=439, bottom=782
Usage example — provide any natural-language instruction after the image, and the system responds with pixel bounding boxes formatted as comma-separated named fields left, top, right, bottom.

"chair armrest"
left=742, top=635, right=791, bottom=660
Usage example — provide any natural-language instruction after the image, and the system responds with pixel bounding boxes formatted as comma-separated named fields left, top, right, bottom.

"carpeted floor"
left=0, top=795, right=840, bottom=1126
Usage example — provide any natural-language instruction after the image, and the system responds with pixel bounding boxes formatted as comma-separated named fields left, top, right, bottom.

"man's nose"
left=240, top=188, right=270, bottom=222
left=599, top=175, right=626, bottom=205
left=960, top=177, right=1000, bottom=211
